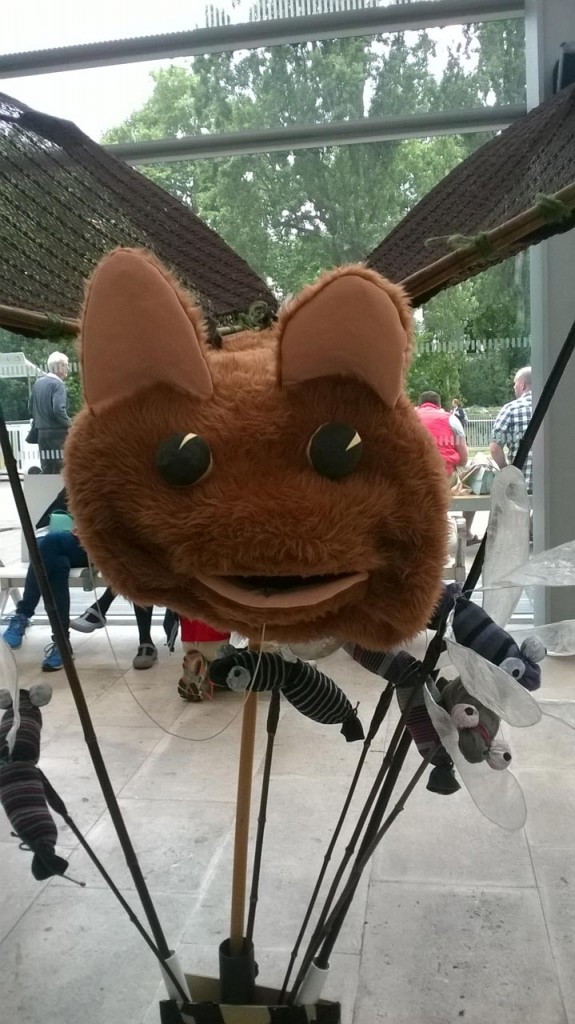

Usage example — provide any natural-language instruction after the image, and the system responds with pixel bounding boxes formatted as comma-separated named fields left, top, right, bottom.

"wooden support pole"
left=229, top=644, right=260, bottom=956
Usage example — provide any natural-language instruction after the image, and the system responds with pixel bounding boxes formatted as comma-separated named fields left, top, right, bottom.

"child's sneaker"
left=42, top=642, right=64, bottom=672
left=3, top=613, right=29, bottom=650
left=178, top=650, right=209, bottom=702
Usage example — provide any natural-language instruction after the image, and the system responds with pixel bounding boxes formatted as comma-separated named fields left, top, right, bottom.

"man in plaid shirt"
left=490, top=366, right=533, bottom=491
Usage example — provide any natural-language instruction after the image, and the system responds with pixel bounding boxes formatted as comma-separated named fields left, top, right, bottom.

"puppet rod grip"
left=229, top=687, right=258, bottom=955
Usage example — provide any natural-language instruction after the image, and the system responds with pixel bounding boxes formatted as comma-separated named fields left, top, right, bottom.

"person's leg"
left=3, top=532, right=88, bottom=658
left=71, top=586, right=116, bottom=632
left=132, top=605, right=157, bottom=670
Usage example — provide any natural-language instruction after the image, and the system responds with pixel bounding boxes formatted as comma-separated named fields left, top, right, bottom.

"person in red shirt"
left=416, top=390, right=478, bottom=544
left=416, top=391, right=468, bottom=475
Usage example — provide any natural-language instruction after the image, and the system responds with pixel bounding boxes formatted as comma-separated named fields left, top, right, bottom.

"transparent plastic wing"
left=483, top=467, right=530, bottom=627
left=494, top=539, right=575, bottom=588
left=424, top=683, right=527, bottom=830
left=512, top=620, right=575, bottom=657
left=538, top=699, right=575, bottom=729
left=445, top=613, right=541, bottom=727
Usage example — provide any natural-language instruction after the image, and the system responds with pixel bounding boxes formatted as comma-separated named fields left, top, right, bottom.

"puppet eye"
left=307, top=423, right=363, bottom=480
left=156, top=433, right=212, bottom=486
left=500, top=657, right=525, bottom=681
left=486, top=745, right=513, bottom=770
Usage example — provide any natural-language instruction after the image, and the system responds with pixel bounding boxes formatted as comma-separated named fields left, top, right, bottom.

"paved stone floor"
left=0, top=484, right=574, bottom=1023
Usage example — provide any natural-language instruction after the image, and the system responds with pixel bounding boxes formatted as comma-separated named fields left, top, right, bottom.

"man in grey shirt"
left=30, top=351, right=71, bottom=473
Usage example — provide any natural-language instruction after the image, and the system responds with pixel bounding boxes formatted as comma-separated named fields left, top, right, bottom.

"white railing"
left=0, top=421, right=44, bottom=473
left=465, top=418, right=496, bottom=448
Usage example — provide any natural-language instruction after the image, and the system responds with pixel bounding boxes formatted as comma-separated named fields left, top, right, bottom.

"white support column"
left=525, top=0, right=575, bottom=624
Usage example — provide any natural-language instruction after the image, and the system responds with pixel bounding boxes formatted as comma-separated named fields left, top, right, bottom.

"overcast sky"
left=1, top=0, right=245, bottom=139
left=1, top=0, right=455, bottom=142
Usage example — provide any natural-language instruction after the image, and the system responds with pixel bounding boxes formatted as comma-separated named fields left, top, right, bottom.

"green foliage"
left=101, top=19, right=529, bottom=407
left=102, top=23, right=524, bottom=299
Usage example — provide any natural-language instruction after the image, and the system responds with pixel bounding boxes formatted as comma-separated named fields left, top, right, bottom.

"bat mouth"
left=193, top=571, right=369, bottom=609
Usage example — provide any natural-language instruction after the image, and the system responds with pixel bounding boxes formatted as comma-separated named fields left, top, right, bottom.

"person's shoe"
left=133, top=643, right=158, bottom=670
left=42, top=642, right=64, bottom=672
left=70, top=607, right=107, bottom=633
left=178, top=650, right=207, bottom=702
left=3, top=613, right=29, bottom=650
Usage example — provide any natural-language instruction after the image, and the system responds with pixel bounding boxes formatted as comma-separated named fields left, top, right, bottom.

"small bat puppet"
left=0, top=685, right=69, bottom=880
left=209, top=648, right=364, bottom=742
left=343, top=647, right=507, bottom=794
left=345, top=584, right=546, bottom=793
left=430, top=583, right=546, bottom=692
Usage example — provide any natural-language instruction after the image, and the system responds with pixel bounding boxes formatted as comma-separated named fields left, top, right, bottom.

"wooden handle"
left=229, top=641, right=260, bottom=955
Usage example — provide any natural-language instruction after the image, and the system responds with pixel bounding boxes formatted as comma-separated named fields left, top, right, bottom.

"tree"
left=99, top=18, right=528, bottom=406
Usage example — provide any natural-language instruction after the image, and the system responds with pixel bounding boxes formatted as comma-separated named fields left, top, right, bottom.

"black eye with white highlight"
left=156, top=433, right=212, bottom=486
left=307, top=423, right=363, bottom=480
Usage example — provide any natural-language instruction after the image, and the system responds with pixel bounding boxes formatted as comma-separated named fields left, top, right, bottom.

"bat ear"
left=79, top=248, right=214, bottom=413
left=278, top=265, right=413, bottom=407
left=29, top=683, right=53, bottom=707
left=0, top=688, right=12, bottom=709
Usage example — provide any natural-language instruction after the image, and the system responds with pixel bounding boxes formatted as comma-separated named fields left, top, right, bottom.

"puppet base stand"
left=159, top=974, right=341, bottom=1022
left=218, top=937, right=256, bottom=1004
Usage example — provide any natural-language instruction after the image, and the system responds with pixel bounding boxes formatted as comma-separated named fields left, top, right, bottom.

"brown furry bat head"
left=65, top=248, right=449, bottom=648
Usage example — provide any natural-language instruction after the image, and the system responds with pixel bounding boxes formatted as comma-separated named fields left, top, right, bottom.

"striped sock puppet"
left=0, top=685, right=69, bottom=880
left=208, top=650, right=364, bottom=741
left=344, top=643, right=460, bottom=794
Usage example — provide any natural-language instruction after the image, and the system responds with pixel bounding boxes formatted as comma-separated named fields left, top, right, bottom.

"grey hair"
left=47, top=351, right=70, bottom=373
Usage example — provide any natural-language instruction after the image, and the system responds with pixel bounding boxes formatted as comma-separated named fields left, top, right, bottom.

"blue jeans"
left=16, top=531, right=88, bottom=634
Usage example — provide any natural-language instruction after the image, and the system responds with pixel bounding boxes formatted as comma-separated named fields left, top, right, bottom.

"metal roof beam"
left=0, top=0, right=525, bottom=78
left=103, top=104, right=525, bottom=163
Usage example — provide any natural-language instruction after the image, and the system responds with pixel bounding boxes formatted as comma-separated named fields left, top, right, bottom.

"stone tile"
left=355, top=882, right=567, bottom=1024
left=0, top=886, right=192, bottom=1024
left=269, top=702, right=376, bottom=778
left=120, top=702, right=269, bottom=804
left=0, top=841, right=53, bottom=942
left=181, top=775, right=372, bottom=955
left=51, top=796, right=236, bottom=895
left=528, top=849, right=575, bottom=1024
left=507, top=713, right=575, bottom=769
left=42, top=723, right=163, bottom=763
left=372, top=764, right=535, bottom=887
left=517, top=768, right=575, bottom=848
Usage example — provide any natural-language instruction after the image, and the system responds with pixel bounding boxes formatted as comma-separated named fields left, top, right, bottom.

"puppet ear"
left=278, top=265, right=412, bottom=407
left=29, top=683, right=53, bottom=707
left=0, top=688, right=12, bottom=709
left=80, top=248, right=213, bottom=412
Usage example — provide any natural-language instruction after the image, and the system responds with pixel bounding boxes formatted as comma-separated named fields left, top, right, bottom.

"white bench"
left=0, top=564, right=106, bottom=615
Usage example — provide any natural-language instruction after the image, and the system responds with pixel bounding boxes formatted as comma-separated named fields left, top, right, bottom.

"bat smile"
left=193, top=571, right=369, bottom=609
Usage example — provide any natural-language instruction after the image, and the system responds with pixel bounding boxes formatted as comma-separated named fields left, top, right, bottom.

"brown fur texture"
left=65, top=249, right=449, bottom=649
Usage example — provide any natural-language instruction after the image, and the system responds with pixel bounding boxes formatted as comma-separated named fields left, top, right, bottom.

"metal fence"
left=465, top=418, right=496, bottom=448
left=0, top=421, right=44, bottom=473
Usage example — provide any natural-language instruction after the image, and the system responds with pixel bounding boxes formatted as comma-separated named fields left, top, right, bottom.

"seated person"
left=72, top=588, right=157, bottom=670
left=3, top=491, right=158, bottom=671
left=416, top=390, right=478, bottom=544
left=416, top=390, right=468, bottom=476
left=3, top=529, right=89, bottom=671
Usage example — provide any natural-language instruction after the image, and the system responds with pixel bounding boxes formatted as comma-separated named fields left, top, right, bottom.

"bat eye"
left=500, top=657, right=525, bottom=681
left=307, top=423, right=363, bottom=480
left=227, top=666, right=251, bottom=692
left=156, top=433, right=212, bottom=486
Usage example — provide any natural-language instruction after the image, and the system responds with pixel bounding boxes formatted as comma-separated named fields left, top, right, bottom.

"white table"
left=449, top=494, right=493, bottom=513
